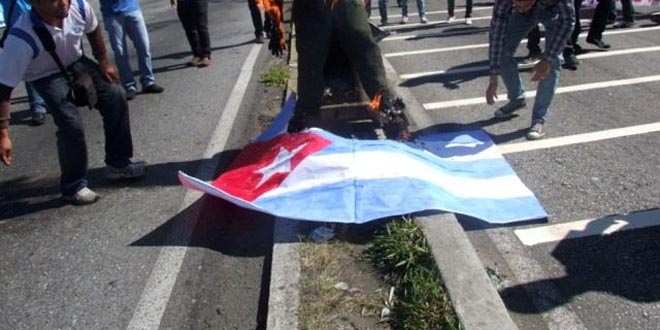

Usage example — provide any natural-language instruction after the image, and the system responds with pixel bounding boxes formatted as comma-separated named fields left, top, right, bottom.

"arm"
left=486, top=0, right=512, bottom=104
left=0, top=84, right=14, bottom=166
left=86, top=26, right=120, bottom=82
left=545, top=0, right=575, bottom=60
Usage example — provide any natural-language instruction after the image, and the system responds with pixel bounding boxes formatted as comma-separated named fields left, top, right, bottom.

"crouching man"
left=0, top=0, right=145, bottom=205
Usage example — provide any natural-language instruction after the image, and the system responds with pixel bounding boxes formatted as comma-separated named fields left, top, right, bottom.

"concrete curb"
left=382, top=56, right=518, bottom=330
left=267, top=5, right=302, bottom=329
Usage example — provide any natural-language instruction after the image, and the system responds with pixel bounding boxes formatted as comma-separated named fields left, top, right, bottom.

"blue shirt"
left=99, top=0, right=140, bottom=16
left=0, top=0, right=31, bottom=27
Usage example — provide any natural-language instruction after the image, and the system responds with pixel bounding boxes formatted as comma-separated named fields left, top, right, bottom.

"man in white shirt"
left=0, top=0, right=145, bottom=205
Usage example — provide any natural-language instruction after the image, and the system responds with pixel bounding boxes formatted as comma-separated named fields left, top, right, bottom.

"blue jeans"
left=500, top=6, right=562, bottom=123
left=103, top=10, right=155, bottom=91
left=26, top=82, right=47, bottom=116
left=31, top=57, right=134, bottom=196
left=379, top=0, right=426, bottom=20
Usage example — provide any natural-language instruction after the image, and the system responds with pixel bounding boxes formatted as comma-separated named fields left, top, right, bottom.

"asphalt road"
left=1, top=0, right=276, bottom=328
left=373, top=1, right=660, bottom=329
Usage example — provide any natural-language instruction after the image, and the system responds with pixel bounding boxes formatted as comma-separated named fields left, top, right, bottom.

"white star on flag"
left=255, top=143, right=308, bottom=188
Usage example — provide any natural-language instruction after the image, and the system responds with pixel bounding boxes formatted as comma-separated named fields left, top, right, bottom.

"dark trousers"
left=621, top=0, right=635, bottom=22
left=527, top=25, right=541, bottom=54
left=31, top=57, right=134, bottom=196
left=588, top=0, right=613, bottom=40
left=447, top=0, right=473, bottom=17
left=177, top=0, right=211, bottom=58
left=564, top=0, right=583, bottom=56
left=248, top=0, right=264, bottom=37
left=293, top=0, right=389, bottom=113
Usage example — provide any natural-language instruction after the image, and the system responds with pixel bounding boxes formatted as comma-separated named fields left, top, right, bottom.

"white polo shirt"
left=0, top=0, right=97, bottom=87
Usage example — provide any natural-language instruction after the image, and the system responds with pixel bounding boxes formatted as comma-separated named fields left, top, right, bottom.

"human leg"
left=177, top=1, right=201, bottom=58
left=26, top=82, right=47, bottom=125
left=378, top=0, right=388, bottom=24
left=123, top=10, right=157, bottom=89
left=193, top=0, right=211, bottom=59
left=587, top=0, right=612, bottom=48
left=103, top=14, right=137, bottom=92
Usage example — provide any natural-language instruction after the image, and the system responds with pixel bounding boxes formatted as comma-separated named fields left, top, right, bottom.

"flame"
left=367, top=93, right=383, bottom=113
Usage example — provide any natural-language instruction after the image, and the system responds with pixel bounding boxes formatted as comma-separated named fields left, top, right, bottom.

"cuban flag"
left=179, top=95, right=547, bottom=224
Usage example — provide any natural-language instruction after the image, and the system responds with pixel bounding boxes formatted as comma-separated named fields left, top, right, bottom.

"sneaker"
left=105, top=161, right=146, bottom=180
left=142, top=83, right=165, bottom=94
left=197, top=57, right=211, bottom=67
left=62, top=187, right=100, bottom=205
left=465, top=17, right=473, bottom=25
left=562, top=53, right=580, bottom=70
left=526, top=121, right=546, bottom=140
left=189, top=56, right=201, bottom=66
left=255, top=34, right=265, bottom=44
left=400, top=16, right=408, bottom=24
left=586, top=37, right=610, bottom=49
left=494, top=100, right=526, bottom=119
left=30, top=112, right=46, bottom=126
left=447, top=16, right=456, bottom=23
left=521, top=52, right=543, bottom=66
left=125, top=88, right=137, bottom=101
left=420, top=15, right=428, bottom=23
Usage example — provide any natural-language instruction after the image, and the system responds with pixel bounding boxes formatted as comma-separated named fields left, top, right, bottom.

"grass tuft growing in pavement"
left=260, top=65, right=290, bottom=88
left=366, top=217, right=461, bottom=330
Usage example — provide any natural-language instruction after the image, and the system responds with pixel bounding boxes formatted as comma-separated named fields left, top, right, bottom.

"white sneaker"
left=62, top=187, right=100, bottom=205
left=105, top=161, right=146, bottom=180
left=447, top=16, right=456, bottom=23
left=465, top=17, right=473, bottom=25
left=420, top=15, right=428, bottom=23
left=400, top=16, right=408, bottom=24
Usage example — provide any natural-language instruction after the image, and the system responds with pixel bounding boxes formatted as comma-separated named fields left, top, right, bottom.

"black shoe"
left=30, top=112, right=46, bottom=126
left=586, top=37, right=610, bottom=49
left=573, top=44, right=584, bottom=55
left=126, top=88, right=137, bottom=100
left=614, top=21, right=634, bottom=28
left=255, top=34, right=265, bottom=44
left=562, top=54, right=580, bottom=71
left=142, top=84, right=164, bottom=94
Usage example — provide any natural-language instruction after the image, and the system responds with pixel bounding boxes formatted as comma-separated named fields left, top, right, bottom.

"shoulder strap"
left=76, top=0, right=86, bottom=21
left=30, top=15, right=73, bottom=84
left=6, top=27, right=39, bottom=58
left=0, top=0, right=19, bottom=46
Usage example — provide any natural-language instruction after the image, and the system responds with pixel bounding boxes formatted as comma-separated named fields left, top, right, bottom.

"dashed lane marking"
left=381, top=15, right=492, bottom=30
left=498, top=122, right=660, bottom=154
left=385, top=25, right=660, bottom=57
left=401, top=46, right=660, bottom=80
left=424, top=74, right=660, bottom=110
left=514, top=209, right=660, bottom=246
left=370, top=6, right=492, bottom=19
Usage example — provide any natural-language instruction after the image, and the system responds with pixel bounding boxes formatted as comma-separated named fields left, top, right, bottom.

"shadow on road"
left=501, top=210, right=660, bottom=314
left=412, top=118, right=530, bottom=145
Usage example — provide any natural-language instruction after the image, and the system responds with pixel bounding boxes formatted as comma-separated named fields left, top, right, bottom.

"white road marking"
left=498, top=122, right=660, bottom=154
left=424, top=74, right=660, bottom=110
left=381, top=15, right=492, bottom=30
left=514, top=209, right=660, bottom=246
left=126, top=44, right=263, bottom=330
left=385, top=25, right=660, bottom=57
left=370, top=6, right=492, bottom=19
left=401, top=45, right=660, bottom=80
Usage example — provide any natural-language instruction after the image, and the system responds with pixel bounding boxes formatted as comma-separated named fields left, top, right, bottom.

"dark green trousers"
left=293, top=0, right=389, bottom=113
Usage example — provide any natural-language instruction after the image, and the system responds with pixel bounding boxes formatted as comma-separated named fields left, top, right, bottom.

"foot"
left=197, top=57, right=211, bottom=67
left=586, top=37, right=610, bottom=49
left=125, top=88, right=137, bottom=101
left=380, top=19, right=388, bottom=26
left=420, top=15, right=428, bottom=23
left=526, top=121, right=546, bottom=140
left=30, top=112, right=46, bottom=126
left=62, top=187, right=100, bottom=205
left=142, top=83, right=164, bottom=94
left=447, top=16, right=456, bottom=23
left=400, top=16, right=408, bottom=24
left=465, top=17, right=472, bottom=25
left=521, top=52, right=543, bottom=65
left=614, top=21, right=634, bottom=28
left=562, top=53, right=580, bottom=70
left=573, top=44, right=584, bottom=55
left=651, top=13, right=660, bottom=25
left=255, top=34, right=265, bottom=44
left=494, top=100, right=526, bottom=119
left=105, top=161, right=146, bottom=180
left=189, top=56, right=201, bottom=66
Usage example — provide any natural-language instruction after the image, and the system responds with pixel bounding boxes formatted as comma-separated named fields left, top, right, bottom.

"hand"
left=513, top=0, right=536, bottom=13
left=99, top=61, right=120, bottom=83
left=1, top=130, right=12, bottom=166
left=268, top=28, right=286, bottom=57
left=486, top=75, right=498, bottom=105
left=531, top=59, right=551, bottom=82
